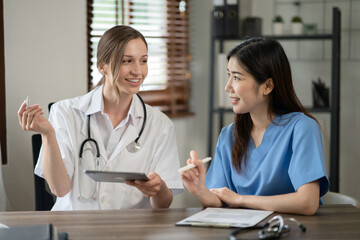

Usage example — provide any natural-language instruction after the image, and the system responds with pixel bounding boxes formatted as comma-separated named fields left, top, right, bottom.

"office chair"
left=31, top=102, right=56, bottom=211
left=322, top=192, right=360, bottom=208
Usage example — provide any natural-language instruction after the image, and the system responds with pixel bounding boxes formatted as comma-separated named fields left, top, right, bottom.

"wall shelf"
left=208, top=7, right=341, bottom=192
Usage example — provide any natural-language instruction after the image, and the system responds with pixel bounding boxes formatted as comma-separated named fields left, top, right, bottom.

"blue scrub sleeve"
left=288, top=117, right=329, bottom=197
left=206, top=127, right=231, bottom=190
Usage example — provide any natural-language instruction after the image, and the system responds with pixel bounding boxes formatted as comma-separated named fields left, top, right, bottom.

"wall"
left=3, top=0, right=359, bottom=210
left=3, top=0, right=211, bottom=210
left=3, top=0, right=88, bottom=210
left=252, top=0, right=360, bottom=201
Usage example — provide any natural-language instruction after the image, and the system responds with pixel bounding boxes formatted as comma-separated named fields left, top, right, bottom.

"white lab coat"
left=35, top=86, right=184, bottom=210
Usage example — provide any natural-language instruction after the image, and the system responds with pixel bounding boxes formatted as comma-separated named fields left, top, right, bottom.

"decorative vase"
left=273, top=23, right=284, bottom=35
left=291, top=22, right=303, bottom=35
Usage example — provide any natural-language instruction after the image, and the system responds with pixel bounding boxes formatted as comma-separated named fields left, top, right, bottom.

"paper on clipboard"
left=176, top=208, right=273, bottom=228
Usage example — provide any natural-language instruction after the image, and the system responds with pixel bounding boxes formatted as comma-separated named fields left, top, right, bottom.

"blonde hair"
left=96, top=25, right=147, bottom=97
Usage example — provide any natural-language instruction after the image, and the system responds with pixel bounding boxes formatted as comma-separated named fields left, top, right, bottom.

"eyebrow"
left=227, top=69, right=244, bottom=75
left=123, top=55, right=148, bottom=58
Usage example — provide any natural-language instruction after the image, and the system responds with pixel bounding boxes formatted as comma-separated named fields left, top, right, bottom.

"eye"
left=122, top=59, right=132, bottom=64
left=234, top=76, right=240, bottom=81
left=227, top=73, right=230, bottom=79
left=142, top=59, right=148, bottom=64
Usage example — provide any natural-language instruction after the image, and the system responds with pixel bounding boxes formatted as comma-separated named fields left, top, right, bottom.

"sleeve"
left=34, top=102, right=76, bottom=180
left=288, top=116, right=329, bottom=197
left=150, top=116, right=184, bottom=194
left=206, top=127, right=231, bottom=190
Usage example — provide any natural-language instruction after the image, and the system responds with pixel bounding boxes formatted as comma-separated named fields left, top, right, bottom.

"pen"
left=26, top=96, right=29, bottom=109
left=178, top=157, right=212, bottom=173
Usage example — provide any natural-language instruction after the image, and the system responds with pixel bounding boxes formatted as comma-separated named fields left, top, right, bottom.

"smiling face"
left=101, top=38, right=148, bottom=98
left=225, top=56, right=272, bottom=115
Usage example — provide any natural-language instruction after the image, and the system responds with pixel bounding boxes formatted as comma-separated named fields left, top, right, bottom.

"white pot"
left=272, top=23, right=284, bottom=35
left=291, top=22, right=303, bottom=35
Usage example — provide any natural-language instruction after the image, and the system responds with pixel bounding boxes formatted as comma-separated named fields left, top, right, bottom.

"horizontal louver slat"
left=88, top=0, right=190, bottom=117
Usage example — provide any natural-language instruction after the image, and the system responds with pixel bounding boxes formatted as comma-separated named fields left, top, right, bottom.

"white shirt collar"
left=72, top=85, right=143, bottom=126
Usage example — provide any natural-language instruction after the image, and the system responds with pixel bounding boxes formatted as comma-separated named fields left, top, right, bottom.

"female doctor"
left=18, top=25, right=183, bottom=210
left=180, top=38, right=329, bottom=215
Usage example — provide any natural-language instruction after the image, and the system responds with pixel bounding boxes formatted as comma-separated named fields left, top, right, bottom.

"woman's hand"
left=126, top=172, right=173, bottom=208
left=126, top=172, right=163, bottom=198
left=210, top=187, right=242, bottom=207
left=179, top=150, right=223, bottom=207
left=211, top=182, right=320, bottom=215
left=179, top=150, right=207, bottom=195
left=17, top=99, right=54, bottom=135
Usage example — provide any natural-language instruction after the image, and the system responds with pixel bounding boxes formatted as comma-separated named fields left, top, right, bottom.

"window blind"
left=87, top=0, right=192, bottom=117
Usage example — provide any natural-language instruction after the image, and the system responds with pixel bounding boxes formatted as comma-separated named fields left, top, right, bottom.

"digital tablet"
left=84, top=170, right=149, bottom=183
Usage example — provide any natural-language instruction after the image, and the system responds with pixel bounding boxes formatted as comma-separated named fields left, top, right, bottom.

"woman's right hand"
left=179, top=150, right=207, bottom=195
left=17, top=99, right=54, bottom=135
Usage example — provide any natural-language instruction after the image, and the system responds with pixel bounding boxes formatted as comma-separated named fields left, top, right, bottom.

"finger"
left=133, top=183, right=158, bottom=197
left=181, top=170, right=191, bottom=180
left=25, top=107, right=42, bottom=131
left=18, top=100, right=27, bottom=125
left=136, top=172, right=159, bottom=187
left=190, top=150, right=199, bottom=163
left=21, top=109, right=28, bottom=130
left=21, top=104, right=40, bottom=128
left=125, top=181, right=153, bottom=195
left=192, top=168, right=199, bottom=176
left=146, top=172, right=157, bottom=181
left=187, top=169, right=199, bottom=182
left=26, top=107, right=42, bottom=130
left=125, top=180, right=135, bottom=186
left=189, top=150, right=207, bottom=175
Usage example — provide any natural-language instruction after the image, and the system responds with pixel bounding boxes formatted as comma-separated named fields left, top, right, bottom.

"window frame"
left=86, top=0, right=192, bottom=118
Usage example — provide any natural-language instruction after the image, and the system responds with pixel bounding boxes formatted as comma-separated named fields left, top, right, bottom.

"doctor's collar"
left=72, top=85, right=103, bottom=115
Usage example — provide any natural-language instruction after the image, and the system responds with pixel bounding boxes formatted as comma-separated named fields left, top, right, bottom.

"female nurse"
left=180, top=38, right=329, bottom=215
left=18, top=25, right=183, bottom=210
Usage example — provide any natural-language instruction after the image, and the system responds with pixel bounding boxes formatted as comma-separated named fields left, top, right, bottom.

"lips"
left=230, top=96, right=240, bottom=104
left=126, top=78, right=141, bottom=83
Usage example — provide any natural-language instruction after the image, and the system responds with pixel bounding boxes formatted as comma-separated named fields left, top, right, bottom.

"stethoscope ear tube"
left=135, top=93, right=147, bottom=144
left=79, top=94, right=147, bottom=158
left=79, top=115, right=100, bottom=158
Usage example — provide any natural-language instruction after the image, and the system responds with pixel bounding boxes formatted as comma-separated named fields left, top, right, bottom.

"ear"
left=263, top=78, right=274, bottom=96
left=98, top=63, right=105, bottom=75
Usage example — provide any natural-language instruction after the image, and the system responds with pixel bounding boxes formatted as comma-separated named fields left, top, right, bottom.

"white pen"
left=26, top=96, right=29, bottom=108
left=178, top=157, right=212, bottom=173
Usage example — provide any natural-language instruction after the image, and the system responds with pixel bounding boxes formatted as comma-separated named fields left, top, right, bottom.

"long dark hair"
left=96, top=25, right=147, bottom=96
left=228, top=37, right=317, bottom=172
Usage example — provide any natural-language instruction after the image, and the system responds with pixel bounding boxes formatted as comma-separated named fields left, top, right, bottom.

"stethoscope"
left=77, top=94, right=147, bottom=201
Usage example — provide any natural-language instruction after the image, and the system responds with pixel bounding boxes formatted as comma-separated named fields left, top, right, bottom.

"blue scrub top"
left=206, top=112, right=329, bottom=198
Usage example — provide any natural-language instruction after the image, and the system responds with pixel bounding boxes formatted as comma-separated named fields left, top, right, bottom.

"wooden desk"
left=0, top=205, right=359, bottom=239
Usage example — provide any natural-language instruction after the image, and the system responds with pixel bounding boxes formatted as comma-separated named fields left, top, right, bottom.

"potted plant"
left=291, top=16, right=303, bottom=34
left=272, top=15, right=284, bottom=35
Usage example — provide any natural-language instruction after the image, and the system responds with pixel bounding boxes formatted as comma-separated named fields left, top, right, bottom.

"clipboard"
left=84, top=170, right=149, bottom=183
left=176, top=207, right=273, bottom=228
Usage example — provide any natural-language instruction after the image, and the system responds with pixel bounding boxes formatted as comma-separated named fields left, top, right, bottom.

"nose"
left=225, top=77, right=233, bottom=93
left=130, top=62, right=141, bottom=76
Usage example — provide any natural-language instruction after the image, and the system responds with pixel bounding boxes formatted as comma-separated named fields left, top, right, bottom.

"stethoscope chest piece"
left=126, top=141, right=141, bottom=153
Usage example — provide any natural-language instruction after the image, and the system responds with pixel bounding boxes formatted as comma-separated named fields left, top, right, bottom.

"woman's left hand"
left=210, top=187, right=242, bottom=208
left=126, top=172, right=162, bottom=198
